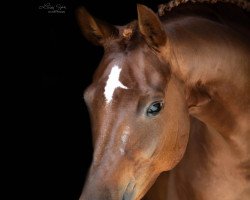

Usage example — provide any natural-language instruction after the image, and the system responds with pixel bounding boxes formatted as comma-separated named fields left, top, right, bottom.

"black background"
left=40, top=0, right=168, bottom=199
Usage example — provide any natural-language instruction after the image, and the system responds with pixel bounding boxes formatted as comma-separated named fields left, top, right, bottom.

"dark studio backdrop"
left=40, top=0, right=169, bottom=199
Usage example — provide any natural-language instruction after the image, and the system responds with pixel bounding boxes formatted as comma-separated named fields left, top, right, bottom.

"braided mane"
left=158, top=0, right=250, bottom=16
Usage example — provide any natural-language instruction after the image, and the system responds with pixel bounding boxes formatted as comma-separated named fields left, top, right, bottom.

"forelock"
left=104, top=21, right=146, bottom=53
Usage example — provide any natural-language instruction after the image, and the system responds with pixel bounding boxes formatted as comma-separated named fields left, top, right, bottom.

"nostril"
left=122, top=181, right=136, bottom=200
left=122, top=190, right=135, bottom=200
left=122, top=194, right=131, bottom=200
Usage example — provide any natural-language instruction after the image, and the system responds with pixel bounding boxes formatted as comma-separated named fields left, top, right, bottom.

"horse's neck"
left=162, top=11, right=250, bottom=157
left=163, top=12, right=250, bottom=132
left=161, top=5, right=250, bottom=83
left=189, top=117, right=249, bottom=162
left=164, top=14, right=250, bottom=85
left=163, top=117, right=250, bottom=200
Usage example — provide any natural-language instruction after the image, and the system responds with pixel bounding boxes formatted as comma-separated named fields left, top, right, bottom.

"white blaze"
left=104, top=65, right=128, bottom=103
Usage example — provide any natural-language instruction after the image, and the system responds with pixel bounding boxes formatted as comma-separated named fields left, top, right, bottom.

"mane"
left=158, top=0, right=250, bottom=16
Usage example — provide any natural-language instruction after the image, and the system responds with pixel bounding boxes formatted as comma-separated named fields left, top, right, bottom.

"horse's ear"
left=137, top=4, right=166, bottom=49
left=76, top=7, right=119, bottom=46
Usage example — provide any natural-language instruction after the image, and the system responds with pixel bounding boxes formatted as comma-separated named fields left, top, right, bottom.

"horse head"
left=77, top=5, right=191, bottom=200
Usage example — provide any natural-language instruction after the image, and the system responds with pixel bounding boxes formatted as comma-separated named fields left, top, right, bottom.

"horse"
left=76, top=0, right=250, bottom=199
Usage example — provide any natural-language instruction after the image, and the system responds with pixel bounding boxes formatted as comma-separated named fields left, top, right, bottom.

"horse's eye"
left=146, top=101, right=164, bottom=117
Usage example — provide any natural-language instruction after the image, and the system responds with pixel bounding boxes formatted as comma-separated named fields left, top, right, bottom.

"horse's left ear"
left=137, top=4, right=166, bottom=49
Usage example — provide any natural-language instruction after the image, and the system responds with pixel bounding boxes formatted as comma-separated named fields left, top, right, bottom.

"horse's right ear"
left=137, top=4, right=166, bottom=49
left=76, top=7, right=119, bottom=46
